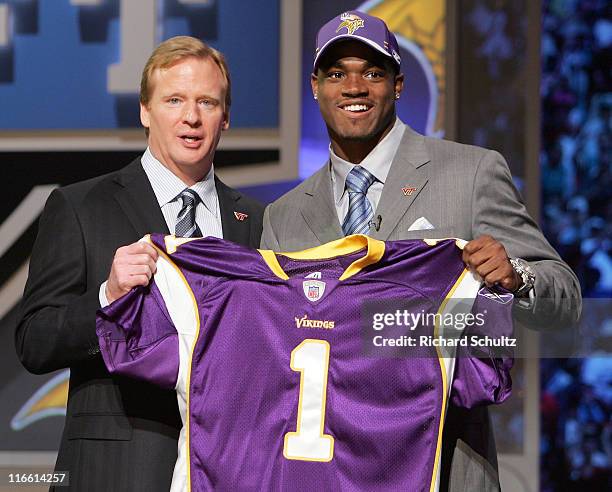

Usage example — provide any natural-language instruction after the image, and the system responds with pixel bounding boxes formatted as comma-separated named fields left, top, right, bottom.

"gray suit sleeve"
left=261, top=205, right=281, bottom=250
left=471, top=150, right=581, bottom=324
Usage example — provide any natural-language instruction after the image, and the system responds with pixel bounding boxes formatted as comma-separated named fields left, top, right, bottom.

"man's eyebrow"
left=161, top=92, right=220, bottom=102
left=327, top=59, right=386, bottom=71
left=326, top=60, right=347, bottom=70
left=363, top=61, right=386, bottom=71
left=196, top=94, right=221, bottom=102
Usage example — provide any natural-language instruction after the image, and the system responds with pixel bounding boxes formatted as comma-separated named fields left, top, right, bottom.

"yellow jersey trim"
left=429, top=267, right=469, bottom=492
left=423, top=237, right=466, bottom=249
left=164, top=234, right=200, bottom=255
left=258, top=249, right=289, bottom=280
left=257, top=234, right=385, bottom=281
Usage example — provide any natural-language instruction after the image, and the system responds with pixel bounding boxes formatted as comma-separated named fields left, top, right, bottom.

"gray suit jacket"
left=261, top=125, right=581, bottom=491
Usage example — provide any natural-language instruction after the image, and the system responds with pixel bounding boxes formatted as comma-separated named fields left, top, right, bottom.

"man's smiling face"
left=312, top=40, right=403, bottom=162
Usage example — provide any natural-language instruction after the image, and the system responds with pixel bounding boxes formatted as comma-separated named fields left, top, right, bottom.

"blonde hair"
left=140, top=36, right=231, bottom=110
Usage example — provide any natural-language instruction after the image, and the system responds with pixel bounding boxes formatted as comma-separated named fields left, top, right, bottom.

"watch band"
left=510, top=258, right=535, bottom=296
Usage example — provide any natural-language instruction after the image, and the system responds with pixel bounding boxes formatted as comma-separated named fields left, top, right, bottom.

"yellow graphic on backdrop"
left=11, top=370, right=69, bottom=430
left=367, top=0, right=446, bottom=134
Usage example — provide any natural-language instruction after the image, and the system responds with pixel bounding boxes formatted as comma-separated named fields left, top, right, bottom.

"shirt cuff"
left=99, top=281, right=110, bottom=308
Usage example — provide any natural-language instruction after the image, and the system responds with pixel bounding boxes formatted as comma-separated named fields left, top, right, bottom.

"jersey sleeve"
left=96, top=280, right=179, bottom=390
left=450, top=286, right=514, bottom=408
left=96, top=237, right=200, bottom=391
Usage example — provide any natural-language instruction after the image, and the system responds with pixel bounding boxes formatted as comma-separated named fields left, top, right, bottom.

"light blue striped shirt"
left=140, top=147, right=223, bottom=238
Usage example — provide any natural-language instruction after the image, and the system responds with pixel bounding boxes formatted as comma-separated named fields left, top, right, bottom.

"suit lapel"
left=373, top=126, right=430, bottom=240
left=113, top=158, right=169, bottom=237
left=216, top=177, right=251, bottom=245
left=300, top=164, right=344, bottom=244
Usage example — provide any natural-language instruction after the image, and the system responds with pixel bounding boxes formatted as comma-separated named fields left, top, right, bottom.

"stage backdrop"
left=0, top=0, right=288, bottom=472
left=0, top=3, right=542, bottom=492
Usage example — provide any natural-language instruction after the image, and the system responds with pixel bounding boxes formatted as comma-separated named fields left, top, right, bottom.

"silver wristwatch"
left=509, top=258, right=535, bottom=296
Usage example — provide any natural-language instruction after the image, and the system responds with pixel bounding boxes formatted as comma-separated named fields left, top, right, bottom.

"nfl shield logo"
left=303, top=280, right=326, bottom=302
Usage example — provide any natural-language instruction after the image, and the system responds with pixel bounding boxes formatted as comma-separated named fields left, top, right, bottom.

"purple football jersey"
left=97, top=234, right=513, bottom=492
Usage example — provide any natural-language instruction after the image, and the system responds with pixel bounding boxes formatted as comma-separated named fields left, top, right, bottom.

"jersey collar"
left=258, top=234, right=385, bottom=281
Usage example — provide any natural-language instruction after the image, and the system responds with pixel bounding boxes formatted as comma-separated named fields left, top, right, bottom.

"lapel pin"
left=234, top=211, right=248, bottom=221
left=402, top=187, right=417, bottom=196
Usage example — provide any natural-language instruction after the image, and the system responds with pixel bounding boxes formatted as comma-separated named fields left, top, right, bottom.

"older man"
left=262, top=11, right=580, bottom=492
left=16, top=36, right=263, bottom=491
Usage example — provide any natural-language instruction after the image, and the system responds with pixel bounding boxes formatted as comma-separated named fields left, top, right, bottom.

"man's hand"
left=105, top=242, right=158, bottom=303
left=462, top=235, right=521, bottom=291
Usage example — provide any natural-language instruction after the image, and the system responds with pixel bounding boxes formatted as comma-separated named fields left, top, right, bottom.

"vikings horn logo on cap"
left=313, top=10, right=401, bottom=70
left=336, top=12, right=365, bottom=35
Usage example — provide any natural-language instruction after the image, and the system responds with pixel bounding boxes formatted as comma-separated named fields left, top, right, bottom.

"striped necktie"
left=342, top=166, right=377, bottom=236
left=175, top=188, right=202, bottom=238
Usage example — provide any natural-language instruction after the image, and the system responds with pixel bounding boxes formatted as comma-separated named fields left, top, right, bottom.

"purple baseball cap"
left=313, top=11, right=401, bottom=70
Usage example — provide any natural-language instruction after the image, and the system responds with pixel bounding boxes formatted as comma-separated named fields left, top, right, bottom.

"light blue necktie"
left=342, top=166, right=376, bottom=236
left=175, top=188, right=202, bottom=238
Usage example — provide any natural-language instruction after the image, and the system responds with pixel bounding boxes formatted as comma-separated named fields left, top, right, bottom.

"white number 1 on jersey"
left=283, top=339, right=334, bottom=461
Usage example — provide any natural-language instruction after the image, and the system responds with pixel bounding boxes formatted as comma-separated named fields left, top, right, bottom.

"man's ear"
left=222, top=111, right=230, bottom=131
left=140, top=102, right=150, bottom=129
left=311, top=72, right=319, bottom=99
left=394, top=72, right=405, bottom=97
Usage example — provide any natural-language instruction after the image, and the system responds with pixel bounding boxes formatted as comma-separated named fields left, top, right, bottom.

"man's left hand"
left=462, top=235, right=521, bottom=291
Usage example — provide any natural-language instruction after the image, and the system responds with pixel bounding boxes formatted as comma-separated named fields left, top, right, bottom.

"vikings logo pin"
left=337, top=13, right=365, bottom=35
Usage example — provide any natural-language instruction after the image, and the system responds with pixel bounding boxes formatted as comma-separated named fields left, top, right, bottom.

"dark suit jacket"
left=15, top=158, right=264, bottom=491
